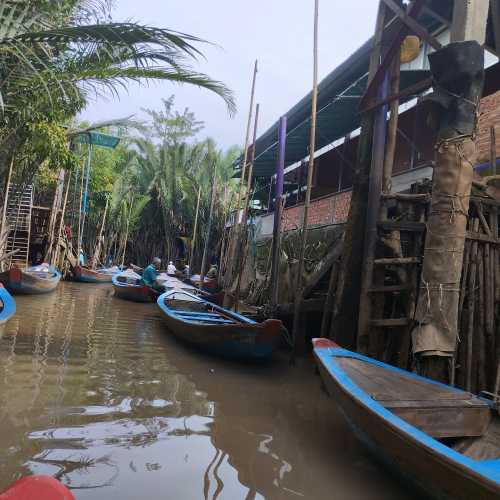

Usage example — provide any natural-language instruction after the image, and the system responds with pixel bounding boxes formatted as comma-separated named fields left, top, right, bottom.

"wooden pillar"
left=270, top=116, right=287, bottom=309
left=332, top=1, right=388, bottom=348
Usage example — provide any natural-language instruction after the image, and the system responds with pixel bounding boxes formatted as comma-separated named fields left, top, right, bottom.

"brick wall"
left=477, top=90, right=500, bottom=163
left=282, top=190, right=352, bottom=231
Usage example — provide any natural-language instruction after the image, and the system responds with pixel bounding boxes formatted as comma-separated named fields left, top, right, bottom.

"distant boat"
left=312, top=338, right=500, bottom=500
left=112, top=272, right=159, bottom=303
left=157, top=290, right=283, bottom=360
left=73, top=265, right=119, bottom=283
left=0, top=264, right=61, bottom=294
left=0, top=284, right=15, bottom=324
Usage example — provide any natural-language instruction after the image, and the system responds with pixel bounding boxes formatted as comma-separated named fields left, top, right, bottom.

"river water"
left=0, top=282, right=419, bottom=499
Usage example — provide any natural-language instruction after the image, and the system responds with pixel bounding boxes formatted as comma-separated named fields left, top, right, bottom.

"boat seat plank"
left=171, top=314, right=234, bottom=324
left=175, top=311, right=222, bottom=318
left=337, top=356, right=491, bottom=438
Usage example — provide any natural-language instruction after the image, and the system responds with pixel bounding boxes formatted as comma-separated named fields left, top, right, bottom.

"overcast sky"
left=80, top=0, right=379, bottom=148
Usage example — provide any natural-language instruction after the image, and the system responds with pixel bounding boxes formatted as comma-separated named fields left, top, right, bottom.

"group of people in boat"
left=141, top=257, right=220, bottom=295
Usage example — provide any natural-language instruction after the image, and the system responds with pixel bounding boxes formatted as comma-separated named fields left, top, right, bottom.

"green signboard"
left=73, top=131, right=120, bottom=149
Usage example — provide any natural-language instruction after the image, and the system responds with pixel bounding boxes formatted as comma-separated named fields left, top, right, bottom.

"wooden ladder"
left=6, top=184, right=33, bottom=269
left=358, top=188, right=430, bottom=367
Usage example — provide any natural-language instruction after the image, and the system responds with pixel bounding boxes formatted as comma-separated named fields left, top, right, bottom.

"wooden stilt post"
left=79, top=142, right=93, bottom=253
left=120, top=194, right=134, bottom=268
left=234, top=103, right=260, bottom=312
left=270, top=117, right=287, bottom=309
left=291, top=0, right=320, bottom=356
left=200, top=163, right=217, bottom=286
left=189, top=186, right=202, bottom=269
left=91, top=196, right=109, bottom=269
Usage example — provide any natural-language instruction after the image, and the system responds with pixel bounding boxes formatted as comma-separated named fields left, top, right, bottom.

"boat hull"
left=73, top=265, right=113, bottom=283
left=157, top=292, right=282, bottom=360
left=112, top=275, right=158, bottom=303
left=313, top=339, right=500, bottom=500
left=0, top=285, right=15, bottom=324
left=0, top=267, right=61, bottom=294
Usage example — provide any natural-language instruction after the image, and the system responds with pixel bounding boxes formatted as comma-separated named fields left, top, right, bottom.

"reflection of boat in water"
left=313, top=338, right=500, bottom=500
left=0, top=265, right=61, bottom=294
left=157, top=290, right=283, bottom=360
left=73, top=265, right=119, bottom=283
left=112, top=272, right=159, bottom=303
left=0, top=284, right=15, bottom=324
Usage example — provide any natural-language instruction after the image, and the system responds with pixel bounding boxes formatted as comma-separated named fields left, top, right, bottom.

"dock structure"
left=222, top=0, right=500, bottom=393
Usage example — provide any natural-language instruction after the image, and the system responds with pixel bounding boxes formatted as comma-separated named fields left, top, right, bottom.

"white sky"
left=80, top=0, right=379, bottom=148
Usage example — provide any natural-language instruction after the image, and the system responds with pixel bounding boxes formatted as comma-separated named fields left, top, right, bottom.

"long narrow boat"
left=312, top=338, right=500, bottom=499
left=73, top=265, right=118, bottom=283
left=0, top=265, right=61, bottom=294
left=157, top=290, right=283, bottom=360
left=0, top=284, right=15, bottom=324
left=112, top=272, right=160, bottom=303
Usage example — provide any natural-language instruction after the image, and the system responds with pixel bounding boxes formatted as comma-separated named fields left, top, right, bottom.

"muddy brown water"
left=0, top=282, right=420, bottom=499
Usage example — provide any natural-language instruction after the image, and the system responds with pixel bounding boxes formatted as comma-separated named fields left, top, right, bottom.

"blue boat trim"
left=0, top=285, right=15, bottom=323
left=314, top=344, right=500, bottom=485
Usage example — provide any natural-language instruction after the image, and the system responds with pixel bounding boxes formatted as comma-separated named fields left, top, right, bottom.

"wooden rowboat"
left=157, top=290, right=283, bottom=360
left=112, top=272, right=160, bottom=303
left=0, top=265, right=61, bottom=294
left=313, top=338, right=500, bottom=500
left=73, top=265, right=117, bottom=283
left=0, top=284, right=15, bottom=324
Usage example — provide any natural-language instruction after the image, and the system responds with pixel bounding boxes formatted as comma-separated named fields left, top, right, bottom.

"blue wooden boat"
left=313, top=338, right=500, bottom=500
left=0, top=265, right=61, bottom=294
left=112, top=272, right=160, bottom=303
left=157, top=290, right=283, bottom=360
left=73, top=265, right=118, bottom=283
left=0, top=284, right=15, bottom=324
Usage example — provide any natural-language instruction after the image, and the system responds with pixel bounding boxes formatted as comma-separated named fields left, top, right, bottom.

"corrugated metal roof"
left=234, top=0, right=456, bottom=179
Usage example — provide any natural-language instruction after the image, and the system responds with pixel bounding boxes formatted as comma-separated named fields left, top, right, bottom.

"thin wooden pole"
left=189, top=185, right=202, bottom=269
left=235, top=60, right=258, bottom=222
left=234, top=103, right=260, bottom=312
left=291, top=0, right=319, bottom=356
left=200, top=163, right=217, bottom=285
left=91, top=196, right=109, bottom=269
left=76, top=159, right=85, bottom=264
left=490, top=126, right=497, bottom=176
left=45, top=169, right=65, bottom=263
left=2, top=157, right=14, bottom=232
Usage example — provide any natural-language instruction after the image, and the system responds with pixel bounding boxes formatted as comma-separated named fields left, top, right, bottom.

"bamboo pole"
left=45, top=169, right=65, bottom=263
left=200, top=163, right=217, bottom=285
left=270, top=117, right=287, bottom=309
left=79, top=142, right=93, bottom=254
left=291, top=0, right=319, bottom=356
left=53, top=170, right=72, bottom=267
left=234, top=103, right=260, bottom=312
left=189, top=185, right=202, bottom=269
left=120, top=194, right=134, bottom=268
left=91, top=196, right=109, bottom=269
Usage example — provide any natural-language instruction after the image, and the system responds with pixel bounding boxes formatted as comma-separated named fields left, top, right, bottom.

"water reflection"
left=0, top=283, right=418, bottom=499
